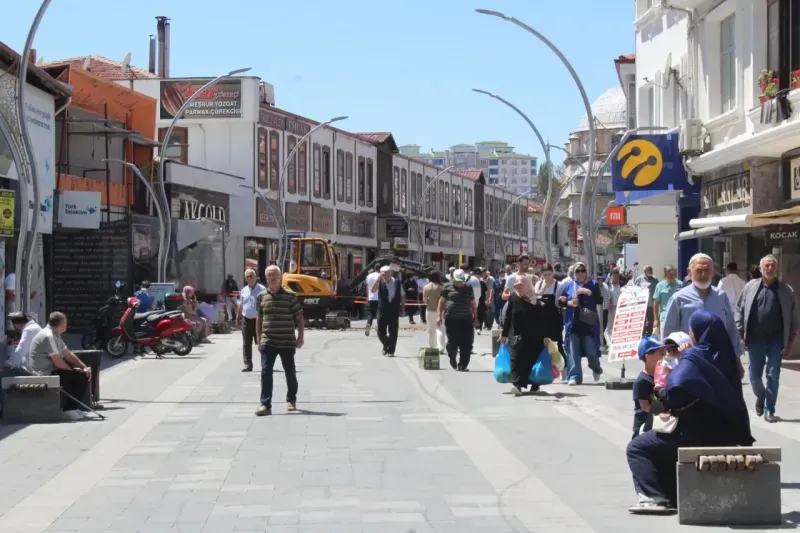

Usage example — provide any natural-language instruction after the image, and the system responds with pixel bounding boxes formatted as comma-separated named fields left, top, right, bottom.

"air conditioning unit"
left=678, top=118, right=704, bottom=155
left=259, top=82, right=275, bottom=106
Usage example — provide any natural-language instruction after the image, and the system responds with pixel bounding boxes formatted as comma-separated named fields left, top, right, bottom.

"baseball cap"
left=380, top=265, right=391, bottom=273
left=453, top=269, right=467, bottom=282
left=664, top=331, right=692, bottom=347
left=638, top=336, right=665, bottom=361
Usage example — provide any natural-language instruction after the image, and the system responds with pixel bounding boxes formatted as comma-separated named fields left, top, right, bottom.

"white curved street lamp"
left=476, top=9, right=597, bottom=274
left=158, top=67, right=252, bottom=281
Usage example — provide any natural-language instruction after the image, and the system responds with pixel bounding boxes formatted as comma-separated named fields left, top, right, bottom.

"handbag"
left=577, top=306, right=599, bottom=327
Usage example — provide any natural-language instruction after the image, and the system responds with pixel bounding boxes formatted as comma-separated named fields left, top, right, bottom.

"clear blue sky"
left=7, top=0, right=634, bottom=163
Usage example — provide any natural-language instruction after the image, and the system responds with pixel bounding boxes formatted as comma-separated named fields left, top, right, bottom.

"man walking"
left=662, top=253, right=744, bottom=378
left=719, top=262, right=747, bottom=311
left=255, top=266, right=304, bottom=416
left=736, top=255, right=799, bottom=422
left=372, top=265, right=403, bottom=356
left=222, top=273, right=240, bottom=326
left=635, top=265, right=659, bottom=336
left=652, top=265, right=681, bottom=338
left=438, top=269, right=477, bottom=371
left=364, top=268, right=381, bottom=336
left=237, top=268, right=265, bottom=372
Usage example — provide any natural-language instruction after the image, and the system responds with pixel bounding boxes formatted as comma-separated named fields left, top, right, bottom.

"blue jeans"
left=567, top=333, right=603, bottom=384
left=748, top=341, right=783, bottom=414
left=260, top=345, right=298, bottom=407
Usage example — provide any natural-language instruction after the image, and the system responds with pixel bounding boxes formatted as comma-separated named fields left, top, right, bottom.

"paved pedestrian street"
left=4, top=328, right=800, bottom=532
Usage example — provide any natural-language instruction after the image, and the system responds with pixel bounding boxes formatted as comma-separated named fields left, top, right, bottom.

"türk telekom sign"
left=765, top=227, right=800, bottom=245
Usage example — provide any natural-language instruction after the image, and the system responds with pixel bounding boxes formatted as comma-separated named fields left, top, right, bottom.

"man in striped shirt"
left=256, top=265, right=305, bottom=416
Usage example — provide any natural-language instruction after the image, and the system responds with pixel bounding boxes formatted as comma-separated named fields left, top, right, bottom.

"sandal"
left=627, top=499, right=675, bottom=515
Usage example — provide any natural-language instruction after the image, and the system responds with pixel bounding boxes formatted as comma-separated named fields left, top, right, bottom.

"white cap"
left=664, top=331, right=692, bottom=346
left=380, top=265, right=391, bottom=273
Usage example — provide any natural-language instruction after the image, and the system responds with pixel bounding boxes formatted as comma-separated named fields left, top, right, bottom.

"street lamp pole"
left=476, top=9, right=597, bottom=274
left=158, top=67, right=252, bottom=282
left=104, top=159, right=166, bottom=281
left=472, top=88, right=552, bottom=264
left=275, top=115, right=348, bottom=268
left=16, top=0, right=53, bottom=314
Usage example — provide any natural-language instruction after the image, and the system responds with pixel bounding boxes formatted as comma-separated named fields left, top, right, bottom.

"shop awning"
left=675, top=226, right=724, bottom=241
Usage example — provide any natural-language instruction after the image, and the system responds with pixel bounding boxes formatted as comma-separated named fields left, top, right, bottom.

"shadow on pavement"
left=295, top=409, right=345, bottom=417
left=0, top=421, right=28, bottom=443
left=103, top=398, right=407, bottom=406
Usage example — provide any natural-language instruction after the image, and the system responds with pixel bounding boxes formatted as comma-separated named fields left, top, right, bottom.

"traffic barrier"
left=677, top=446, right=781, bottom=525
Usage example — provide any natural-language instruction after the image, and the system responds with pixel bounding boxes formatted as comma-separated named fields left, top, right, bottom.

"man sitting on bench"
left=29, top=312, right=91, bottom=419
left=3, top=312, right=42, bottom=376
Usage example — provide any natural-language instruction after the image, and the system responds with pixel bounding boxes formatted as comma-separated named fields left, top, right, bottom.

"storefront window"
left=269, top=131, right=279, bottom=191
left=345, top=152, right=353, bottom=204
left=393, top=166, right=400, bottom=212
left=336, top=150, right=345, bottom=202
left=313, top=144, right=322, bottom=198
left=257, top=129, right=268, bottom=189
left=366, top=159, right=374, bottom=207
left=430, top=177, right=436, bottom=219
left=425, top=177, right=432, bottom=218
left=298, top=141, right=308, bottom=196
left=322, top=146, right=331, bottom=199
left=158, top=127, right=188, bottom=164
left=410, top=171, right=417, bottom=215
left=400, top=169, right=408, bottom=214
left=439, top=181, right=445, bottom=220
left=358, top=156, right=365, bottom=206
left=287, top=135, right=297, bottom=194
left=417, top=174, right=423, bottom=215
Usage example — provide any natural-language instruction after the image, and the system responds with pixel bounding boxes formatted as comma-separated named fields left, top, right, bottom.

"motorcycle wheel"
left=105, top=336, right=128, bottom=359
left=172, top=333, right=193, bottom=356
left=81, top=332, right=97, bottom=350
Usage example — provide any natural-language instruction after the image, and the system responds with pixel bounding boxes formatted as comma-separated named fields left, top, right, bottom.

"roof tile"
left=42, top=55, right=157, bottom=80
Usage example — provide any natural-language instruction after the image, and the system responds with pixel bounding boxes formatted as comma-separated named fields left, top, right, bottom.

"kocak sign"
left=765, top=227, right=800, bottom=245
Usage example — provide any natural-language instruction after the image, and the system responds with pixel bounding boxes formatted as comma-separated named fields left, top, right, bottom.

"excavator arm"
left=337, top=256, right=435, bottom=297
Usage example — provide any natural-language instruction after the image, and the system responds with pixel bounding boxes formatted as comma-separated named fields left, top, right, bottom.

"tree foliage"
left=537, top=161, right=565, bottom=197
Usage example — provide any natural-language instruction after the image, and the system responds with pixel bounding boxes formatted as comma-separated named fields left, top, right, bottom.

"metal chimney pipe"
left=163, top=19, right=171, bottom=78
left=29, top=49, right=37, bottom=64
left=156, top=16, right=167, bottom=78
left=148, top=35, right=156, bottom=74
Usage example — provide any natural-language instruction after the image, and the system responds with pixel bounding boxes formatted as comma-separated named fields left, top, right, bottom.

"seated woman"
left=626, top=309, right=753, bottom=513
left=181, top=286, right=210, bottom=342
left=499, top=275, right=547, bottom=396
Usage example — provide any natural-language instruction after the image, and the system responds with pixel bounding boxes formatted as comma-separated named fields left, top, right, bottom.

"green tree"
left=537, top=161, right=564, bottom=197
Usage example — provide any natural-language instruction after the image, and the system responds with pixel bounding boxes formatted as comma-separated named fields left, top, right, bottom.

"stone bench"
left=677, top=446, right=782, bottom=526
left=1, top=375, right=63, bottom=423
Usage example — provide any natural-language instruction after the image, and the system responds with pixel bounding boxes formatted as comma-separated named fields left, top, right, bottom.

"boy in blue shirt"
left=133, top=281, right=152, bottom=355
left=633, top=336, right=666, bottom=439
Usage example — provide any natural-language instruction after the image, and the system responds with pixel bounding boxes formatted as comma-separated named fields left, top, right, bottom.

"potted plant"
left=792, top=69, right=800, bottom=90
left=758, top=69, right=779, bottom=103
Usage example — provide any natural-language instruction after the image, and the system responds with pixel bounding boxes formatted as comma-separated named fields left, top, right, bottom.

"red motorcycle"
left=105, top=297, right=194, bottom=358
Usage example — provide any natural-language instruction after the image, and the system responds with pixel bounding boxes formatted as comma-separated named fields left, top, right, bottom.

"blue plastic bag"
left=494, top=344, right=512, bottom=383
left=529, top=346, right=555, bottom=385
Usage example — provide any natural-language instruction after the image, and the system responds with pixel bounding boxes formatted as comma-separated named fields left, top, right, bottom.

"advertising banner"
left=160, top=79, right=242, bottom=120
left=608, top=284, right=649, bottom=362
left=0, top=189, right=15, bottom=237
left=611, top=133, right=698, bottom=194
left=59, top=190, right=100, bottom=229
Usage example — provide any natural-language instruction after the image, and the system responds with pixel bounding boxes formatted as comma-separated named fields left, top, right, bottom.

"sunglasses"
left=575, top=269, right=587, bottom=273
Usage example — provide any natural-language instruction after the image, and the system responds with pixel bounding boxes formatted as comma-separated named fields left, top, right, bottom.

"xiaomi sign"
left=606, top=206, right=626, bottom=226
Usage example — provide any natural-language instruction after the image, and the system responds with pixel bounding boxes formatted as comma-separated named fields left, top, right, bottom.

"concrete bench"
left=677, top=446, right=782, bottom=526
left=1, top=375, right=63, bottom=423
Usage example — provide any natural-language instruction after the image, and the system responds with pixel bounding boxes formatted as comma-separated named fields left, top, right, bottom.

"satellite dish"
left=82, top=56, right=91, bottom=71
left=121, top=52, right=131, bottom=72
left=35, top=57, right=44, bottom=67
left=663, top=52, right=673, bottom=89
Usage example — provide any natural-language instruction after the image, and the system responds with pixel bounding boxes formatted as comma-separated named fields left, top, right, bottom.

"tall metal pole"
left=158, top=67, right=251, bottom=281
left=472, top=89, right=552, bottom=264
left=104, top=159, right=166, bottom=279
left=16, top=0, right=53, bottom=314
left=275, top=116, right=347, bottom=268
left=477, top=9, right=597, bottom=274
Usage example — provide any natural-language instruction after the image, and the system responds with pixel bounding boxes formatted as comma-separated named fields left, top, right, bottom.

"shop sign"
left=425, top=226, right=438, bottom=246
left=285, top=202, right=310, bottom=231
left=160, top=79, right=242, bottom=120
left=312, top=205, right=334, bottom=234
left=606, top=206, right=626, bottom=226
left=0, top=189, right=14, bottom=237
left=439, top=228, right=453, bottom=247
left=702, top=172, right=751, bottom=215
left=790, top=157, right=800, bottom=201
left=256, top=197, right=282, bottom=227
left=171, top=185, right=228, bottom=223
left=765, top=226, right=800, bottom=245
left=257, top=109, right=311, bottom=136
left=59, top=190, right=100, bottom=230
left=338, top=211, right=375, bottom=238
left=386, top=217, right=408, bottom=238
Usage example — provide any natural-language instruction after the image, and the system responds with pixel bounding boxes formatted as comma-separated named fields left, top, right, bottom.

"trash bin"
left=74, top=349, right=102, bottom=405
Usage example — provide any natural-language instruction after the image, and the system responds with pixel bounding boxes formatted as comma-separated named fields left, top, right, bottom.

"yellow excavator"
left=283, top=237, right=434, bottom=329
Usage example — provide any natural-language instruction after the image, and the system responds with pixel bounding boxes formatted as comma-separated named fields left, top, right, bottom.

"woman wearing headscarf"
left=499, top=274, right=548, bottom=396
left=536, top=263, right=568, bottom=375
left=561, top=262, right=604, bottom=385
left=626, top=309, right=753, bottom=514
left=181, top=286, right=210, bottom=342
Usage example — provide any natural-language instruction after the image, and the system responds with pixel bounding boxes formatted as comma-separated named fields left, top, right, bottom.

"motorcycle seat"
left=134, top=311, right=165, bottom=322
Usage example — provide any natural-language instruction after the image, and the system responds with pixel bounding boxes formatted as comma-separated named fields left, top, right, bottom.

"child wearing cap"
left=633, top=336, right=667, bottom=440
left=654, top=332, right=693, bottom=389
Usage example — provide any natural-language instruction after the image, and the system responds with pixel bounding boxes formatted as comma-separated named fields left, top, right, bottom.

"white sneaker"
left=510, top=384, right=522, bottom=396
left=364, top=324, right=371, bottom=336
left=592, top=372, right=602, bottom=383
left=567, top=380, right=578, bottom=386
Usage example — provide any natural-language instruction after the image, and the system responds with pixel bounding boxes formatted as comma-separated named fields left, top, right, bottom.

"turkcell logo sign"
left=611, top=133, right=698, bottom=193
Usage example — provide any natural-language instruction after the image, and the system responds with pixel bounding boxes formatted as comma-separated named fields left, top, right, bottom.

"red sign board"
left=606, top=206, right=626, bottom=226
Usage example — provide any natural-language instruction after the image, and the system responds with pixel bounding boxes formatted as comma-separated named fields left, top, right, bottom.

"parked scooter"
left=82, top=281, right=126, bottom=350
left=105, top=297, right=194, bottom=358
